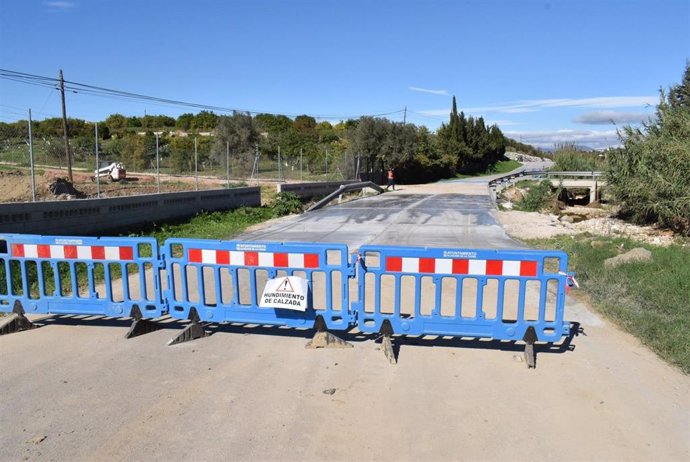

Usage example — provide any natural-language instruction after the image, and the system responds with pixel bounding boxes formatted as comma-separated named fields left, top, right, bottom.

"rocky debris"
left=496, top=210, right=679, bottom=246
left=560, top=215, right=574, bottom=223
left=322, top=388, right=336, bottom=395
left=0, top=169, right=24, bottom=177
left=48, top=178, right=86, bottom=199
left=505, top=151, right=544, bottom=163
left=26, top=435, right=47, bottom=444
left=604, top=248, right=653, bottom=269
left=574, top=218, right=676, bottom=246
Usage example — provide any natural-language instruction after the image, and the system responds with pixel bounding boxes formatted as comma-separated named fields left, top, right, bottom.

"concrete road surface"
left=1, top=176, right=688, bottom=461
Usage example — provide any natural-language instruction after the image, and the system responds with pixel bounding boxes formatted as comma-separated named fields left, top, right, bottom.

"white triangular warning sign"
left=259, top=276, right=309, bottom=311
left=276, top=277, right=294, bottom=292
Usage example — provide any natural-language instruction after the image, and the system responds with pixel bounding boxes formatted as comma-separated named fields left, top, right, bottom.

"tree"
left=669, top=62, right=690, bottom=109
left=294, top=115, right=318, bottom=138
left=255, top=113, right=292, bottom=135
left=608, top=63, right=690, bottom=234
left=105, top=114, right=127, bottom=135
left=176, top=113, right=195, bottom=131
left=193, top=111, right=219, bottom=131
left=437, top=96, right=506, bottom=174
left=169, top=136, right=195, bottom=172
left=126, top=116, right=142, bottom=128
left=212, top=113, right=259, bottom=176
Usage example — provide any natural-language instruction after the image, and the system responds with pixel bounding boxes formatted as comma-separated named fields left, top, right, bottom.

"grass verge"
left=527, top=234, right=690, bottom=374
left=129, top=192, right=303, bottom=243
left=454, top=160, right=522, bottom=179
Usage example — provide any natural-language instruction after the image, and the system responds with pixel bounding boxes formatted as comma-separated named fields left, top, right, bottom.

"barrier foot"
left=0, top=301, right=37, bottom=336
left=380, top=320, right=397, bottom=365
left=305, top=316, right=352, bottom=349
left=167, top=308, right=207, bottom=346
left=124, top=306, right=162, bottom=339
left=523, top=326, right=538, bottom=369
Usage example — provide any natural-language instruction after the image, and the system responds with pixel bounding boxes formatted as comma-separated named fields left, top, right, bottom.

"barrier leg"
left=0, top=301, right=37, bottom=336
left=305, top=315, right=352, bottom=349
left=124, top=305, right=162, bottom=339
left=167, top=308, right=207, bottom=346
left=379, top=320, right=397, bottom=365
left=523, top=326, right=538, bottom=369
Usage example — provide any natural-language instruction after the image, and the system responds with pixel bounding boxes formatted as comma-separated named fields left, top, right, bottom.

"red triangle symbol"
left=277, top=277, right=294, bottom=292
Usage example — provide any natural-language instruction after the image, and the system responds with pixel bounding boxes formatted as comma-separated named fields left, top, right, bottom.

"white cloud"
left=45, top=1, right=76, bottom=9
left=409, top=87, right=449, bottom=96
left=505, top=129, right=620, bottom=150
left=487, top=119, right=522, bottom=127
left=574, top=110, right=651, bottom=125
left=420, top=95, right=658, bottom=117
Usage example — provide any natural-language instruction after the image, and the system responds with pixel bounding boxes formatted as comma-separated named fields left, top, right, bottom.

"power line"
left=0, top=68, right=405, bottom=121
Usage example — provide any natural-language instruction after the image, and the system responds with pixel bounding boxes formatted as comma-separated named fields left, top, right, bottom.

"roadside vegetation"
left=503, top=65, right=690, bottom=373
left=607, top=65, right=690, bottom=235
left=510, top=180, right=556, bottom=212
left=453, top=159, right=521, bottom=179
left=528, top=234, right=690, bottom=374
left=130, top=191, right=303, bottom=244
left=0, top=95, right=531, bottom=186
left=551, top=143, right=608, bottom=171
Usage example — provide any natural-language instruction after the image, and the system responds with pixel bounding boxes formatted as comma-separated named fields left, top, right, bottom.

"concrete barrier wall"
left=0, top=187, right=261, bottom=236
left=277, top=181, right=356, bottom=200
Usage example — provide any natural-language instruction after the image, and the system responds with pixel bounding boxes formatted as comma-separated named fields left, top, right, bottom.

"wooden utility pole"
left=59, top=69, right=73, bottom=182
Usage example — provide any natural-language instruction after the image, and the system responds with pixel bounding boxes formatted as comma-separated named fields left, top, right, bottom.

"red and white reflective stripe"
left=11, top=244, right=134, bottom=261
left=385, top=257, right=538, bottom=277
left=188, top=249, right=319, bottom=268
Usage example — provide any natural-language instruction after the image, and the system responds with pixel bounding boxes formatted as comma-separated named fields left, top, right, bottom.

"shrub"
left=552, top=143, right=606, bottom=171
left=608, top=65, right=690, bottom=235
left=515, top=181, right=555, bottom=212
left=271, top=192, right=303, bottom=217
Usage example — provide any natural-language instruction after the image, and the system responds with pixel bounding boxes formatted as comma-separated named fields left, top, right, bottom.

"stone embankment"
left=495, top=207, right=678, bottom=246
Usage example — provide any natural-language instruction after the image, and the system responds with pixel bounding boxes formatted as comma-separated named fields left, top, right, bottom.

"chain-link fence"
left=1, top=126, right=367, bottom=201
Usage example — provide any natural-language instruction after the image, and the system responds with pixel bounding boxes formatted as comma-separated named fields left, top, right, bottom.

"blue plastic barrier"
left=162, top=239, right=354, bottom=329
left=0, top=233, right=164, bottom=318
left=0, top=232, right=575, bottom=366
left=354, top=245, right=571, bottom=342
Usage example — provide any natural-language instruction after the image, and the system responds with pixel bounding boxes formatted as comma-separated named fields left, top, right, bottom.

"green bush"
left=271, top=192, right=303, bottom=217
left=515, top=181, right=554, bottom=212
left=552, top=143, right=606, bottom=171
left=608, top=65, right=690, bottom=235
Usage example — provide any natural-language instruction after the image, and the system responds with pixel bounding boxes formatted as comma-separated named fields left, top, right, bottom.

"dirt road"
left=0, top=178, right=689, bottom=461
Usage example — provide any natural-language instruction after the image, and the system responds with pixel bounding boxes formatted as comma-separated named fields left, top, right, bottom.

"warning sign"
left=259, top=276, right=309, bottom=311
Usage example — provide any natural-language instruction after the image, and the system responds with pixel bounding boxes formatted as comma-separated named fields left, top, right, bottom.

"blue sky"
left=1, top=0, right=688, bottom=149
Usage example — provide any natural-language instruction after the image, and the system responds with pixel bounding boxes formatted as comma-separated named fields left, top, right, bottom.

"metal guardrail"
left=306, top=181, right=385, bottom=212
left=488, top=170, right=605, bottom=203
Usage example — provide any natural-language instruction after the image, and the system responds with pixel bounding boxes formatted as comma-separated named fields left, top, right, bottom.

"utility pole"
left=155, top=132, right=160, bottom=193
left=95, top=123, right=100, bottom=198
left=194, top=136, right=199, bottom=191
left=28, top=109, right=36, bottom=202
left=59, top=69, right=73, bottom=182
left=226, top=141, right=230, bottom=189
left=403, top=106, right=407, bottom=125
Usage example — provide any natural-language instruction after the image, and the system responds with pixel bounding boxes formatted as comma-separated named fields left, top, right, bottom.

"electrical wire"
left=0, top=68, right=405, bottom=121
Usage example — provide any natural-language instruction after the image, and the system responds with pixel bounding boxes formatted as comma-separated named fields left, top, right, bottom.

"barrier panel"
left=0, top=232, right=575, bottom=366
left=354, top=245, right=571, bottom=343
left=162, top=239, right=354, bottom=330
left=0, top=233, right=164, bottom=320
